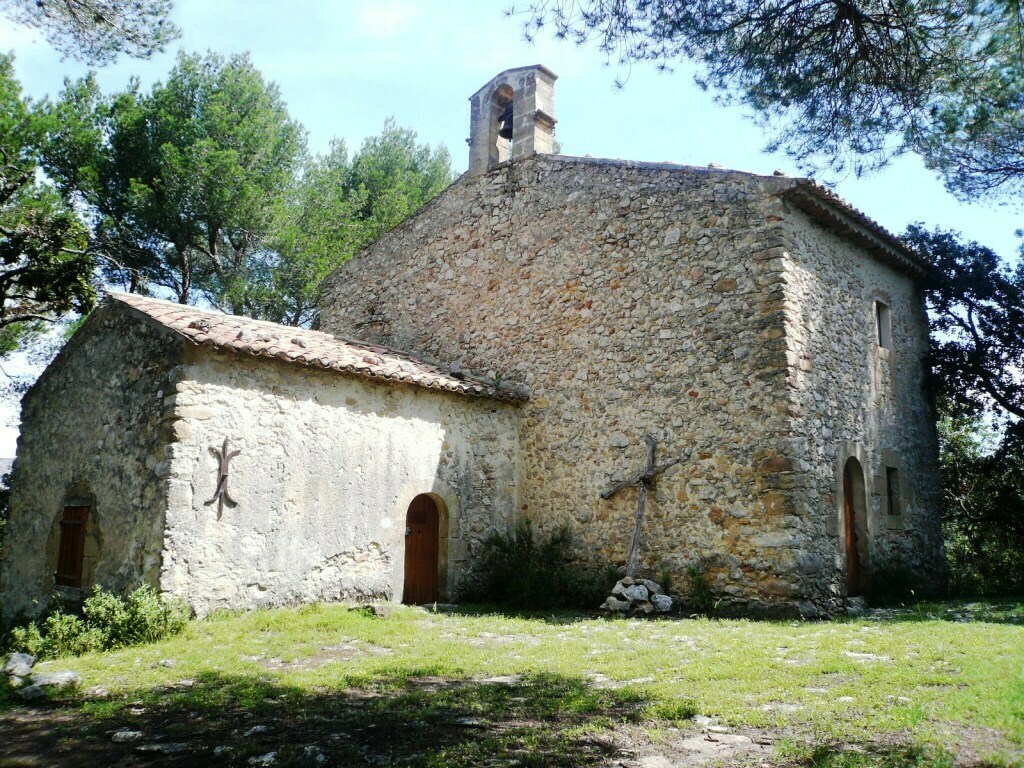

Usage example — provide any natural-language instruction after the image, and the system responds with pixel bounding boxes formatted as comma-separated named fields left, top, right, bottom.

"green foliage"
left=904, top=225, right=1024, bottom=423
left=45, top=58, right=452, bottom=327
left=44, top=51, right=305, bottom=311
left=255, top=125, right=452, bottom=326
left=5, top=585, right=190, bottom=659
left=519, top=1, right=1024, bottom=198
left=1, top=0, right=179, bottom=65
left=938, top=407, right=1024, bottom=596
left=0, top=54, right=95, bottom=344
left=0, top=470, right=10, bottom=554
left=463, top=519, right=607, bottom=610
left=685, top=564, right=715, bottom=615
left=347, top=119, right=453, bottom=240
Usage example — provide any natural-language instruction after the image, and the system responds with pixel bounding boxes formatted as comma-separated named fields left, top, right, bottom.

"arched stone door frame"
left=835, top=442, right=870, bottom=597
left=394, top=483, right=454, bottom=604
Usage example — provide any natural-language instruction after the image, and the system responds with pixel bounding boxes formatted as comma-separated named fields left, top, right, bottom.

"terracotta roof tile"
left=109, top=292, right=526, bottom=402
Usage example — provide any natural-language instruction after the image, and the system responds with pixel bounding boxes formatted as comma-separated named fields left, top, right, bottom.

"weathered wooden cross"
left=601, top=435, right=690, bottom=578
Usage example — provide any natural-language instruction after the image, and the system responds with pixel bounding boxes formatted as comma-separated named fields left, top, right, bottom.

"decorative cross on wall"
left=601, top=434, right=690, bottom=578
left=205, top=437, right=241, bottom=517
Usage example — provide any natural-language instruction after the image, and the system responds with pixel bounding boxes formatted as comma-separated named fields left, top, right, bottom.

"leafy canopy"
left=517, top=1, right=1024, bottom=199
left=905, top=225, right=1024, bottom=422
left=258, top=122, right=453, bottom=326
left=0, top=54, right=94, bottom=354
left=44, top=52, right=452, bottom=327
left=0, top=0, right=179, bottom=65
left=44, top=51, right=306, bottom=311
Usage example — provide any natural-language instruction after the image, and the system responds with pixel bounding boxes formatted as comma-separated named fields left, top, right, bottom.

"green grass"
left=2, top=600, right=1022, bottom=767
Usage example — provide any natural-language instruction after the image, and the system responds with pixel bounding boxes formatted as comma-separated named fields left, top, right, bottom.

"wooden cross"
left=601, top=435, right=689, bottom=578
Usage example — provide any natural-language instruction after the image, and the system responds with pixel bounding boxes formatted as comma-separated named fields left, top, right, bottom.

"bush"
left=686, top=565, right=715, bottom=615
left=0, top=470, right=10, bottom=555
left=462, top=519, right=608, bottom=610
left=939, top=409, right=1024, bottom=597
left=866, top=565, right=920, bottom=607
left=4, top=585, right=190, bottom=659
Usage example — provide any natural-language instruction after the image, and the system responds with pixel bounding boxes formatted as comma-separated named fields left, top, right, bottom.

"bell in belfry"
left=497, top=101, right=514, bottom=140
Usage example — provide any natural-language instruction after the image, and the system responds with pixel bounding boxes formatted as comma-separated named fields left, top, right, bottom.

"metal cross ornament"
left=601, top=434, right=690, bottom=578
left=205, top=437, right=241, bottom=516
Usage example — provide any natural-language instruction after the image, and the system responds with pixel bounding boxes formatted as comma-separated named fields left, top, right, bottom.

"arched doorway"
left=402, top=494, right=440, bottom=605
left=842, top=457, right=866, bottom=596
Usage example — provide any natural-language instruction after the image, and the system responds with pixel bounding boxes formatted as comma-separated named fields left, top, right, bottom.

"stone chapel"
left=0, top=66, right=945, bottom=621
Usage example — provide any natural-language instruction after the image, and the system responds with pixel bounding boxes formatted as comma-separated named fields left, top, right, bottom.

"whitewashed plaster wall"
left=160, top=347, right=519, bottom=616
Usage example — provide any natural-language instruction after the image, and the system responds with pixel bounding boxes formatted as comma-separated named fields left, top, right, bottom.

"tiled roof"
left=109, top=292, right=526, bottom=402
left=783, top=178, right=929, bottom=276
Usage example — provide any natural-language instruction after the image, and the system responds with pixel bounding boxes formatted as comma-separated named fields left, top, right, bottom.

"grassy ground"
left=1, top=600, right=1022, bottom=767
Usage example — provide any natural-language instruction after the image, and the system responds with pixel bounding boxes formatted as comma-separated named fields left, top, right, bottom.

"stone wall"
left=161, top=346, right=519, bottom=616
left=0, top=307, right=182, bottom=619
left=322, top=154, right=830, bottom=613
left=777, top=207, right=945, bottom=601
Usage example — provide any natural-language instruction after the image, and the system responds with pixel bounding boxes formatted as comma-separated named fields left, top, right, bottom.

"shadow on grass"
left=0, top=670, right=640, bottom=767
left=0, top=669, right=990, bottom=768
left=863, top=599, right=1024, bottom=626
left=440, top=597, right=1024, bottom=628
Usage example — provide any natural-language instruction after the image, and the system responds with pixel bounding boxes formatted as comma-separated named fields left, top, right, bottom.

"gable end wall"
left=322, top=156, right=841, bottom=613
left=0, top=305, right=183, bottom=619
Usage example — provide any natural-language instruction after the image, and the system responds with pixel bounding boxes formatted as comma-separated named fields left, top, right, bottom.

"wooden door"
left=843, top=462, right=862, bottom=596
left=403, top=495, right=439, bottom=604
left=56, top=506, right=89, bottom=588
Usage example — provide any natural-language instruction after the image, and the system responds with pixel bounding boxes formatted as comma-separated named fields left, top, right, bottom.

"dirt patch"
left=612, top=723, right=776, bottom=767
left=249, top=640, right=392, bottom=671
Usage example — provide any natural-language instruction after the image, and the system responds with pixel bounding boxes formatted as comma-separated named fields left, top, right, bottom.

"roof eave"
left=783, top=182, right=931, bottom=279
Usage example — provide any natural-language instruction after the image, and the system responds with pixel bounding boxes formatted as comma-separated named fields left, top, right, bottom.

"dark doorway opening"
left=843, top=457, right=866, bottom=596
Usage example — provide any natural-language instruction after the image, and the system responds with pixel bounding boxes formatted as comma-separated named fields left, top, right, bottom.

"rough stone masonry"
left=321, top=66, right=945, bottom=615
left=0, top=65, right=945, bottom=619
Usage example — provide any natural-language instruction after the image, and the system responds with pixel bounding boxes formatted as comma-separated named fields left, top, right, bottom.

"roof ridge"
left=107, top=292, right=527, bottom=403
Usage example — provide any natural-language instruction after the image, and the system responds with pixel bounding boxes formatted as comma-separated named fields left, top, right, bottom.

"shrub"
left=463, top=519, right=607, bottom=610
left=0, top=470, right=10, bottom=555
left=939, top=408, right=1024, bottom=597
left=4, top=585, right=190, bottom=659
left=686, top=565, right=715, bottom=615
left=866, top=565, right=920, bottom=607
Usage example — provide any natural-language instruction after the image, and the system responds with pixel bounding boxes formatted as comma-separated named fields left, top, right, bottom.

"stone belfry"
left=468, top=65, right=557, bottom=175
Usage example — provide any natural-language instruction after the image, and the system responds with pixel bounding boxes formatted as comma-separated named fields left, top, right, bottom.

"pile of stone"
left=3, top=652, right=80, bottom=701
left=600, top=577, right=674, bottom=615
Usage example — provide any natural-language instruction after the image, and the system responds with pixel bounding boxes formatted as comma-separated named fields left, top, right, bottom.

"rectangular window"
left=885, top=467, right=902, bottom=517
left=876, top=301, right=892, bottom=349
left=55, top=505, right=89, bottom=588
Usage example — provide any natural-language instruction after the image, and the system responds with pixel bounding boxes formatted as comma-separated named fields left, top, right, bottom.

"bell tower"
left=468, top=65, right=557, bottom=175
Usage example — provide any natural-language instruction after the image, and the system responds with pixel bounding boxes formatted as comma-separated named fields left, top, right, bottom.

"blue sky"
left=0, top=0, right=1020, bottom=454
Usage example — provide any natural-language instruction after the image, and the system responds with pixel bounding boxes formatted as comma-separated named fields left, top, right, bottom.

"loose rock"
left=651, top=594, right=674, bottom=613
left=112, top=730, right=144, bottom=743
left=30, top=670, right=80, bottom=689
left=3, top=652, right=35, bottom=677
left=602, top=578, right=673, bottom=617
